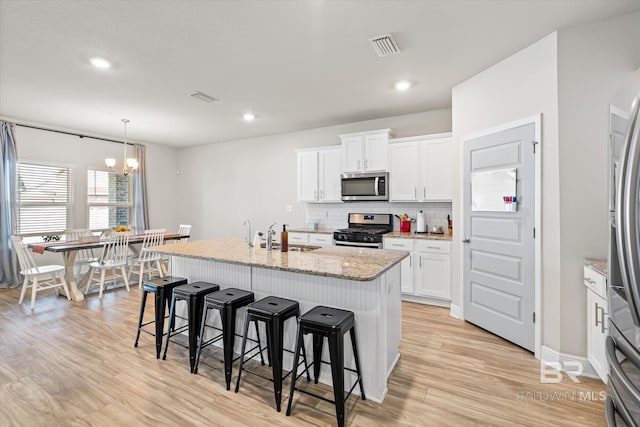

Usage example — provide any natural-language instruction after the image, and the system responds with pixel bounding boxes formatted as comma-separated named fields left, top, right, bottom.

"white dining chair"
left=128, top=228, right=165, bottom=289
left=162, top=224, right=192, bottom=274
left=85, top=232, right=131, bottom=299
left=65, top=229, right=99, bottom=281
left=10, top=235, right=71, bottom=310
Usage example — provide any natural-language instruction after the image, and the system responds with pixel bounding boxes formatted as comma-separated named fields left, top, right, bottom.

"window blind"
left=18, top=163, right=73, bottom=235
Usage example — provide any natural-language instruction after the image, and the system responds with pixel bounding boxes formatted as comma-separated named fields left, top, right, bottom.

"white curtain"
left=133, top=144, right=149, bottom=233
left=0, top=121, right=18, bottom=288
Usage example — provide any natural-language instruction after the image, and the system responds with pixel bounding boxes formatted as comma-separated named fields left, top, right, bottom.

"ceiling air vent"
left=369, top=33, right=401, bottom=57
left=190, top=91, right=219, bottom=103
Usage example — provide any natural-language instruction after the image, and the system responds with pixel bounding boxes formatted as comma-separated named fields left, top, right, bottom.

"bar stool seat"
left=286, top=305, right=365, bottom=427
left=194, top=288, right=267, bottom=390
left=162, top=281, right=220, bottom=372
left=235, top=296, right=310, bottom=412
left=134, top=276, right=187, bottom=358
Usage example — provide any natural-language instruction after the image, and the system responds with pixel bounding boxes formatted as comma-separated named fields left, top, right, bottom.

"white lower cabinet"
left=384, top=237, right=451, bottom=306
left=288, top=232, right=333, bottom=247
left=584, top=265, right=608, bottom=382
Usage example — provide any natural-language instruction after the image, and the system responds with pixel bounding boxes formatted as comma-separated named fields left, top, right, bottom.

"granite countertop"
left=287, top=227, right=334, bottom=234
left=385, top=231, right=453, bottom=241
left=148, top=238, right=408, bottom=281
left=585, top=258, right=607, bottom=276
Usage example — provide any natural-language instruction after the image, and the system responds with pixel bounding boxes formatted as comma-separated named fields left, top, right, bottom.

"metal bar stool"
left=162, top=282, right=220, bottom=372
left=194, top=288, right=267, bottom=390
left=286, top=305, right=365, bottom=427
left=134, top=276, right=187, bottom=358
left=234, top=296, right=310, bottom=412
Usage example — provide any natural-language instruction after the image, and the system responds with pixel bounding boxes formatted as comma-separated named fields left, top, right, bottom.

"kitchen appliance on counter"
left=607, top=93, right=640, bottom=426
left=341, top=172, right=388, bottom=201
left=333, top=213, right=393, bottom=248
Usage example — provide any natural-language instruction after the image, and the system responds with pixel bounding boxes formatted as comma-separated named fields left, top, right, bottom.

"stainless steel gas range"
left=333, top=213, right=393, bottom=249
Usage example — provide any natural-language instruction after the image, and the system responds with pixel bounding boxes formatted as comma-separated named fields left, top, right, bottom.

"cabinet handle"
left=427, top=246, right=439, bottom=250
left=365, top=159, right=368, bottom=169
left=585, top=278, right=596, bottom=284
left=391, top=243, right=404, bottom=247
left=414, top=187, right=417, bottom=199
left=320, top=189, right=324, bottom=200
left=419, top=256, right=422, bottom=268
left=357, top=160, right=361, bottom=170
left=423, top=186, right=426, bottom=199
left=314, top=190, right=317, bottom=200
left=409, top=255, right=412, bottom=267
left=595, top=302, right=608, bottom=333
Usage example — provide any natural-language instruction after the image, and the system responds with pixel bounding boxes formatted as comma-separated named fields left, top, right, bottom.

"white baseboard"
left=449, top=304, right=461, bottom=319
left=402, top=293, right=450, bottom=308
left=540, top=345, right=599, bottom=380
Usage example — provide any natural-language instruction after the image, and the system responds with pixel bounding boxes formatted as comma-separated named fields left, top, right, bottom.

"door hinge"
left=533, top=228, right=536, bottom=238
left=532, top=140, right=539, bottom=153
left=533, top=312, right=536, bottom=323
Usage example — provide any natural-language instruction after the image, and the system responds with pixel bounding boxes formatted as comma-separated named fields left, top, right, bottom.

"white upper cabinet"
left=389, top=133, right=452, bottom=202
left=340, top=129, right=395, bottom=173
left=389, top=141, right=420, bottom=201
left=318, top=147, right=342, bottom=202
left=296, top=146, right=342, bottom=203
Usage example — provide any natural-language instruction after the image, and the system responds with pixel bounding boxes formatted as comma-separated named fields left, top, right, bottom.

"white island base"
left=171, top=256, right=401, bottom=403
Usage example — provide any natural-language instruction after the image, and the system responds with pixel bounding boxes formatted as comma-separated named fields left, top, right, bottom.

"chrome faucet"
left=266, top=222, right=276, bottom=251
left=243, top=219, right=252, bottom=247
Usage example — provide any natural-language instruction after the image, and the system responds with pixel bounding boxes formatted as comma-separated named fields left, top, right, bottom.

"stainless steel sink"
left=259, top=243, right=320, bottom=252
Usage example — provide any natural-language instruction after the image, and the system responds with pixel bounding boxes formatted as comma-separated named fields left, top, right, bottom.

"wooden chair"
left=128, top=228, right=165, bottom=289
left=10, top=235, right=71, bottom=310
left=85, top=232, right=131, bottom=299
left=65, top=229, right=98, bottom=281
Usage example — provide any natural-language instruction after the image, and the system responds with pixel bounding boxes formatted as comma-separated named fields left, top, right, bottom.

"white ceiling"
left=1, top=0, right=639, bottom=148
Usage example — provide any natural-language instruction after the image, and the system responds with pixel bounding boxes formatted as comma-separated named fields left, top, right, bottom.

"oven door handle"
left=335, top=241, right=381, bottom=249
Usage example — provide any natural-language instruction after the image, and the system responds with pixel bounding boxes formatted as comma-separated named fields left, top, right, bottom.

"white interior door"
left=463, top=122, right=536, bottom=352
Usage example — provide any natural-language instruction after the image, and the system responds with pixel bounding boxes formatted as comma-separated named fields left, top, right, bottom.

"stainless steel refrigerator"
left=607, top=92, right=640, bottom=426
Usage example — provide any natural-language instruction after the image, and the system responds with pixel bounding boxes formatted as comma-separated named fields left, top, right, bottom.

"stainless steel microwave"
left=341, top=172, right=389, bottom=201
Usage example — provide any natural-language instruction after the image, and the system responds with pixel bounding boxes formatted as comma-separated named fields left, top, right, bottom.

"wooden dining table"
left=31, top=232, right=189, bottom=301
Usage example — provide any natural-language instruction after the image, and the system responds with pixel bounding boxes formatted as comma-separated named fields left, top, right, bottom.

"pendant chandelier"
left=105, top=118, right=138, bottom=176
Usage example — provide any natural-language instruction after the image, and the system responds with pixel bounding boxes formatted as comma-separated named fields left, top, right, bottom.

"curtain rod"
left=13, top=122, right=126, bottom=145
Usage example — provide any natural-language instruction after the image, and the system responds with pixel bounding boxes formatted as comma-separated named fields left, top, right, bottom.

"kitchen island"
left=148, top=238, right=408, bottom=403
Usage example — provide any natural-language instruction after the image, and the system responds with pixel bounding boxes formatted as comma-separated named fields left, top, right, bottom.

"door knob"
left=462, top=237, right=470, bottom=243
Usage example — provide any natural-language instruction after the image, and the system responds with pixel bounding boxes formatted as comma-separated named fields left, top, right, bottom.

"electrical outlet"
left=286, top=204, right=293, bottom=213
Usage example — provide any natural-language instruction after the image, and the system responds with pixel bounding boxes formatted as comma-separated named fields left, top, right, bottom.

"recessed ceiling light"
left=243, top=112, right=256, bottom=122
left=89, top=57, right=111, bottom=69
left=395, top=80, right=412, bottom=91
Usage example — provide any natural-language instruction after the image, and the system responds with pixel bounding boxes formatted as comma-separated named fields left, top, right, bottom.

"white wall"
left=452, top=33, right=561, bottom=349
left=11, top=125, right=180, bottom=232
left=556, top=10, right=640, bottom=355
left=451, top=9, right=640, bottom=358
left=176, top=109, right=452, bottom=240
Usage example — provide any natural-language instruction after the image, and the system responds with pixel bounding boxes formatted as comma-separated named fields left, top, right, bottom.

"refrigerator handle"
left=617, top=93, right=640, bottom=327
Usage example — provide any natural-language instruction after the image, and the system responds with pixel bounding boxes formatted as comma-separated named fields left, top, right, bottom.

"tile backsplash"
left=305, top=201, right=452, bottom=231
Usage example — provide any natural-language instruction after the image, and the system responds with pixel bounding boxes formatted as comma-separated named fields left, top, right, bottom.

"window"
left=17, top=162, right=73, bottom=236
left=87, top=169, right=132, bottom=230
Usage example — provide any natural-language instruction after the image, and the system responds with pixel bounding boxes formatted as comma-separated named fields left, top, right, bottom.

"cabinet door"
left=389, top=142, right=419, bottom=201
left=384, top=238, right=414, bottom=293
left=297, top=151, right=318, bottom=202
left=364, top=133, right=389, bottom=171
left=587, top=289, right=609, bottom=381
left=419, top=138, right=452, bottom=200
left=318, top=148, right=342, bottom=202
left=415, top=252, right=451, bottom=299
left=341, top=136, right=363, bottom=172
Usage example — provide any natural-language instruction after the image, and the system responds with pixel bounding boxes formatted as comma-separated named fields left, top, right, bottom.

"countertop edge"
left=149, top=247, right=409, bottom=282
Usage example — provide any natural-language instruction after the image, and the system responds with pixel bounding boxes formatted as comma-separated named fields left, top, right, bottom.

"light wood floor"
left=0, top=286, right=606, bottom=426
